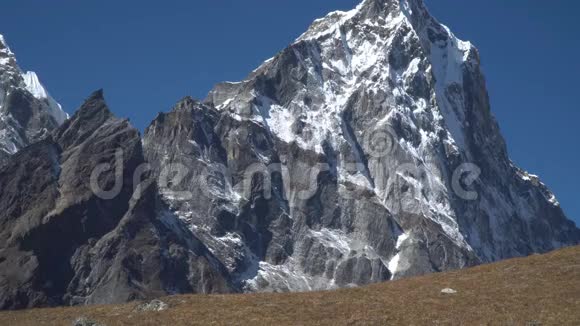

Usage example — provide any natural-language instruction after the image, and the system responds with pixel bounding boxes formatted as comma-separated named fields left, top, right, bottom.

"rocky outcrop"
left=0, top=91, right=231, bottom=310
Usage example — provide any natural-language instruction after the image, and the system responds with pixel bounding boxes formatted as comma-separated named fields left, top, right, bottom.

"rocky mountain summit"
left=0, top=34, right=68, bottom=163
left=0, top=0, right=578, bottom=309
left=0, top=91, right=231, bottom=309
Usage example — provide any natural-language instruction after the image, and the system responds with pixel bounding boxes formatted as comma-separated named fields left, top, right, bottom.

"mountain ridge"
left=0, top=0, right=578, bottom=310
left=0, top=33, right=68, bottom=163
left=147, top=0, right=579, bottom=291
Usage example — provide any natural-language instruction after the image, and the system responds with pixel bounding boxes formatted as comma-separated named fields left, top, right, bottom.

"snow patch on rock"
left=22, top=71, right=69, bottom=124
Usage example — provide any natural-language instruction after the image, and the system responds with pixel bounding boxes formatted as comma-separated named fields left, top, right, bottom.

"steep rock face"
left=145, top=0, right=579, bottom=292
left=0, top=91, right=231, bottom=310
left=0, top=34, right=67, bottom=163
left=0, top=0, right=578, bottom=309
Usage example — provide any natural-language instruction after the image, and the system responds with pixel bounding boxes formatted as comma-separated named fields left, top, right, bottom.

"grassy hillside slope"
left=1, top=246, right=579, bottom=325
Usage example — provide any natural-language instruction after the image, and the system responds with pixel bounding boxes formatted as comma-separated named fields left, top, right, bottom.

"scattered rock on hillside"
left=72, top=317, right=105, bottom=326
left=135, top=299, right=169, bottom=312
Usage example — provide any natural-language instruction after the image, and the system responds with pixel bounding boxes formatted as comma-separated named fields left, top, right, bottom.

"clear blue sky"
left=1, top=0, right=578, bottom=225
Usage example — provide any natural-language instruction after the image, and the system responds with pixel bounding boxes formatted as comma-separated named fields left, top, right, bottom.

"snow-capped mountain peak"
left=200, top=0, right=579, bottom=291
left=22, top=71, right=49, bottom=99
left=22, top=71, right=69, bottom=124
left=0, top=33, right=68, bottom=159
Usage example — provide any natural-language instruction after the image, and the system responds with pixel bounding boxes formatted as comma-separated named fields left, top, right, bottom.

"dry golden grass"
left=1, top=246, right=579, bottom=326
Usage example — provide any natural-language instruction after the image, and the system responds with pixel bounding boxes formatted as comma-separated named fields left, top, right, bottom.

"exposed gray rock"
left=0, top=91, right=232, bottom=310
left=72, top=317, right=105, bottom=326
left=135, top=299, right=169, bottom=312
